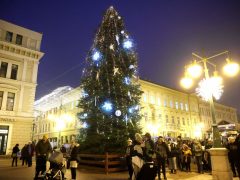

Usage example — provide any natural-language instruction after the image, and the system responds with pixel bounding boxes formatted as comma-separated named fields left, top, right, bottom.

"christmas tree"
left=78, top=6, right=143, bottom=153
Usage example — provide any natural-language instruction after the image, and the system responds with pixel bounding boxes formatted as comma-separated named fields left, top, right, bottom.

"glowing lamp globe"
left=180, top=76, right=193, bottom=89
left=223, top=61, right=239, bottom=77
left=187, top=62, right=202, bottom=78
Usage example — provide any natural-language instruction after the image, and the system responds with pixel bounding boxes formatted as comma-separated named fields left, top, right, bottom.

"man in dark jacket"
left=226, top=136, right=240, bottom=177
left=27, top=141, right=35, bottom=167
left=155, top=136, right=169, bottom=180
left=144, top=132, right=155, bottom=162
left=126, top=138, right=134, bottom=180
left=34, top=135, right=52, bottom=179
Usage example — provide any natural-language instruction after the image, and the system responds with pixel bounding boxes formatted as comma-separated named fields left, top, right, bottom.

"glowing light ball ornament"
left=101, top=101, right=113, bottom=114
left=124, top=77, right=131, bottom=85
left=196, top=78, right=223, bottom=101
left=82, top=122, right=88, bottom=128
left=92, top=49, right=102, bottom=62
left=128, top=105, right=139, bottom=113
left=123, top=39, right=133, bottom=49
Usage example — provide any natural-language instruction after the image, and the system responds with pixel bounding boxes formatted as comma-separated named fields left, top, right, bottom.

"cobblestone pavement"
left=0, top=158, right=239, bottom=180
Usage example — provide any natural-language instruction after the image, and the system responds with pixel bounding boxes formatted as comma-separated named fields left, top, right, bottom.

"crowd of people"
left=11, top=134, right=80, bottom=180
left=126, top=132, right=240, bottom=180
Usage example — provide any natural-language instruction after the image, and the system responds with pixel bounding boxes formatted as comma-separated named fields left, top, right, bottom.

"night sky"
left=1, top=1, right=240, bottom=113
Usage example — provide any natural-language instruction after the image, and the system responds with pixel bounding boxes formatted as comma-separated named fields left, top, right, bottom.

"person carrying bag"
left=69, top=141, right=80, bottom=180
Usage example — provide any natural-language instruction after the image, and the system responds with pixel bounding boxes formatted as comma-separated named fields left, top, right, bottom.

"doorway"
left=0, top=125, right=9, bottom=155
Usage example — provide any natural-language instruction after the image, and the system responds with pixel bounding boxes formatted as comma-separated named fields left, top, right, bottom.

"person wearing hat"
left=125, top=138, right=133, bottom=180
left=34, top=134, right=52, bottom=179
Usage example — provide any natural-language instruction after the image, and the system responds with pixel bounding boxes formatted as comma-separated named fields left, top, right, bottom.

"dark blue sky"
left=1, top=0, right=240, bottom=112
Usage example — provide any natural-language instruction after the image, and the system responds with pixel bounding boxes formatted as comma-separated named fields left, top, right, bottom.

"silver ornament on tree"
left=115, top=110, right=121, bottom=117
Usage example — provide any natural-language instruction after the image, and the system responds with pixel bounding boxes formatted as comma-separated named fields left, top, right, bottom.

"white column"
left=32, top=61, right=39, bottom=83
left=18, top=85, right=24, bottom=112
left=22, top=59, right=27, bottom=81
left=1, top=91, right=8, bottom=110
left=6, top=62, right=12, bottom=79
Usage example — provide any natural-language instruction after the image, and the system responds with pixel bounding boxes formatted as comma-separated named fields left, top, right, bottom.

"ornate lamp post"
left=180, top=51, right=239, bottom=180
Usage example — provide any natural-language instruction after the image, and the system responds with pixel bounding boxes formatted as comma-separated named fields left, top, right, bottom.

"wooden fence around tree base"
left=78, top=153, right=127, bottom=174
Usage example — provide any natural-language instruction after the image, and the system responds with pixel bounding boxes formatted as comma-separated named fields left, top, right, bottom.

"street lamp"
left=180, top=51, right=239, bottom=147
left=180, top=51, right=239, bottom=180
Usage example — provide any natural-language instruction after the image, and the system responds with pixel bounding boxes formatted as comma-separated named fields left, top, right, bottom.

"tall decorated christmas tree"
left=78, top=6, right=143, bottom=153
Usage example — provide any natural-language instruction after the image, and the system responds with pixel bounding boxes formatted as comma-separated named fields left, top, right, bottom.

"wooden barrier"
left=78, top=152, right=126, bottom=174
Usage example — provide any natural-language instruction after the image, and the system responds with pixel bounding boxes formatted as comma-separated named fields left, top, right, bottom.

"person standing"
left=176, top=136, right=183, bottom=171
left=34, top=135, right=52, bottom=179
left=226, top=136, right=240, bottom=177
left=21, top=144, right=28, bottom=166
left=144, top=132, right=155, bottom=162
left=125, top=138, right=133, bottom=180
left=69, top=141, right=80, bottom=180
left=168, top=141, right=178, bottom=174
left=193, top=141, right=203, bottom=173
left=182, top=144, right=192, bottom=172
left=11, top=144, right=20, bottom=167
left=155, top=136, right=169, bottom=180
left=27, top=141, right=35, bottom=167
left=131, top=133, right=144, bottom=180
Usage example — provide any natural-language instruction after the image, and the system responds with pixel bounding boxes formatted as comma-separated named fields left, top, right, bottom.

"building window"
left=165, top=115, right=169, bottom=123
left=10, top=64, right=18, bottom=80
left=0, top=91, right=3, bottom=110
left=170, top=100, right=173, bottom=108
left=0, top=62, right=8, bottom=78
left=164, top=99, right=167, bottom=107
left=182, top=118, right=185, bottom=125
left=5, top=31, right=13, bottom=42
left=172, top=116, right=175, bottom=123
left=185, top=104, right=188, bottom=111
left=143, top=94, right=147, bottom=102
left=180, top=103, right=184, bottom=110
left=6, top=92, right=15, bottom=111
left=16, top=34, right=23, bottom=45
left=159, top=114, right=162, bottom=120
left=157, top=98, right=161, bottom=106
left=144, top=112, right=148, bottom=122
left=175, top=102, right=179, bottom=109
left=150, top=95, right=155, bottom=104
left=177, top=117, right=180, bottom=124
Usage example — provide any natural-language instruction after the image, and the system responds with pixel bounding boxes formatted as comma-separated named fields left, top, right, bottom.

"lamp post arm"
left=205, top=51, right=228, bottom=61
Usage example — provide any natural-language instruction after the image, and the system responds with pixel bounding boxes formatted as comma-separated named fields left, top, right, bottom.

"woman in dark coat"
left=69, top=141, right=80, bottom=180
left=12, top=144, right=20, bottom=167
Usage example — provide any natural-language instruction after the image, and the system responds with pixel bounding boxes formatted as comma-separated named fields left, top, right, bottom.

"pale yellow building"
left=0, top=19, right=44, bottom=154
left=33, top=80, right=239, bottom=146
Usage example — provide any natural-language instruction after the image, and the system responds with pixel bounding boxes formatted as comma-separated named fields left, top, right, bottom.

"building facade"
left=0, top=20, right=44, bottom=154
left=33, top=80, right=239, bottom=146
